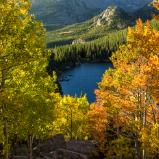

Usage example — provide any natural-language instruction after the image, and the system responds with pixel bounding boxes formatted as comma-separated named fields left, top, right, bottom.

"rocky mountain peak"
left=95, top=6, right=131, bottom=29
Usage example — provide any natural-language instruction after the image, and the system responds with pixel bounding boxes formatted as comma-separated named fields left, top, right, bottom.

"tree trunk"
left=3, top=119, right=9, bottom=159
left=27, top=135, right=33, bottom=159
left=1, top=65, right=9, bottom=159
left=135, top=134, right=141, bottom=159
left=116, top=113, right=120, bottom=137
left=70, top=110, right=73, bottom=140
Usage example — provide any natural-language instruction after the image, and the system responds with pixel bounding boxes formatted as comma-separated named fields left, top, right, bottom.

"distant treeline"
left=47, top=39, right=73, bottom=48
left=50, top=30, right=127, bottom=70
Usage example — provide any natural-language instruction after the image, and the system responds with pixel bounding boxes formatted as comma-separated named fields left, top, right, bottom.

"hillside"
left=134, top=4, right=159, bottom=20
left=31, top=0, right=152, bottom=27
left=46, top=4, right=159, bottom=71
left=46, top=6, right=131, bottom=47
left=106, top=0, right=152, bottom=12
left=31, top=0, right=105, bottom=27
left=46, top=4, right=159, bottom=48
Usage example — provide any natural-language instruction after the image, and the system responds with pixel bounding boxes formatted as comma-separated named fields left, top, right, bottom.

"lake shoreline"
left=58, top=63, right=112, bottom=102
left=55, top=59, right=112, bottom=76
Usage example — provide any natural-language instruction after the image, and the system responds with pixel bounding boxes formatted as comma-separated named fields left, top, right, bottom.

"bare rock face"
left=94, top=6, right=131, bottom=29
left=96, top=6, right=117, bottom=26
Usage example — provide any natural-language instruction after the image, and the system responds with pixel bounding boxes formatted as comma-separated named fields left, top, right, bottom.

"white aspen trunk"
left=28, top=135, right=33, bottom=159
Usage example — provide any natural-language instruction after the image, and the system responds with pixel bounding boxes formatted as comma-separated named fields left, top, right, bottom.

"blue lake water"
left=59, top=63, right=112, bottom=103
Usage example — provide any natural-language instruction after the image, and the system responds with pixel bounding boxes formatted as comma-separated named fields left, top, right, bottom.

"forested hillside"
left=49, top=30, right=127, bottom=71
left=47, top=7, right=159, bottom=71
left=46, top=5, right=131, bottom=45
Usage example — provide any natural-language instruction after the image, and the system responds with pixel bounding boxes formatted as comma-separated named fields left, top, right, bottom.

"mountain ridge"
left=46, top=4, right=159, bottom=48
left=31, top=0, right=152, bottom=26
left=46, top=5, right=132, bottom=47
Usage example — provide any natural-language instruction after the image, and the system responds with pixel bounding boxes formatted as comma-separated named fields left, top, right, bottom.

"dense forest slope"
left=46, top=4, right=159, bottom=71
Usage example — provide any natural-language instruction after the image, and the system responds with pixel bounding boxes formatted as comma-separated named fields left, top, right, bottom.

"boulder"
left=66, top=140, right=100, bottom=158
left=12, top=156, right=27, bottom=159
left=11, top=135, right=101, bottom=159
left=33, top=134, right=66, bottom=157
left=53, top=149, right=88, bottom=159
left=12, top=144, right=28, bottom=156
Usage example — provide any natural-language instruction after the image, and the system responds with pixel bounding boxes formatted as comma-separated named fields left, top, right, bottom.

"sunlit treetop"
left=153, top=0, right=159, bottom=10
